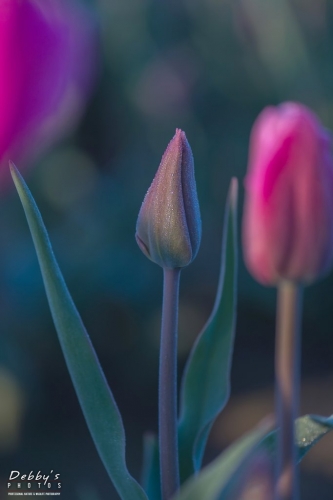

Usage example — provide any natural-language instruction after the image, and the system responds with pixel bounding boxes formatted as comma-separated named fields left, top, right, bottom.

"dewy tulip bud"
left=243, top=102, right=333, bottom=285
left=136, top=129, right=201, bottom=269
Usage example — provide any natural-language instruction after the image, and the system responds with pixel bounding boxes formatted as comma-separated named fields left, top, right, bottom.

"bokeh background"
left=0, top=0, right=333, bottom=498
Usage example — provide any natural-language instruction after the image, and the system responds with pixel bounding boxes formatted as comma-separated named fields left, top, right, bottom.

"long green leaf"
left=173, top=414, right=333, bottom=500
left=178, top=178, right=238, bottom=482
left=10, top=163, right=148, bottom=500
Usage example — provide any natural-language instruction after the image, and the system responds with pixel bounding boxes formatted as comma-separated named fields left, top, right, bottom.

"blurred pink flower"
left=243, top=102, right=333, bottom=285
left=0, top=0, right=96, bottom=181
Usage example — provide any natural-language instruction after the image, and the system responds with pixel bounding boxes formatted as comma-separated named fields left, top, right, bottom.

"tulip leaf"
left=173, top=418, right=272, bottom=500
left=173, top=414, right=333, bottom=500
left=178, top=178, right=238, bottom=482
left=10, top=163, right=148, bottom=500
left=141, top=433, right=161, bottom=500
left=261, top=414, right=333, bottom=463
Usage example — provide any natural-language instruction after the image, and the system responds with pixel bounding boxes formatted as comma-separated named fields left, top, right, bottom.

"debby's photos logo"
left=7, top=470, right=61, bottom=496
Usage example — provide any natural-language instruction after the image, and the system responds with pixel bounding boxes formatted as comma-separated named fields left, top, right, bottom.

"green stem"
left=159, top=267, right=181, bottom=499
left=275, top=280, right=302, bottom=500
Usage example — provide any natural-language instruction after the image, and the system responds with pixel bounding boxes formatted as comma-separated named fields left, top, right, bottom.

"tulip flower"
left=243, top=102, right=333, bottom=500
left=243, top=102, right=333, bottom=286
left=0, top=0, right=96, bottom=180
left=136, top=128, right=202, bottom=269
left=136, top=129, right=201, bottom=499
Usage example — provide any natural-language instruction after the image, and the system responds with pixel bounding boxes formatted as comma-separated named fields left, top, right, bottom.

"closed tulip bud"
left=243, top=102, right=333, bottom=285
left=136, top=129, right=201, bottom=269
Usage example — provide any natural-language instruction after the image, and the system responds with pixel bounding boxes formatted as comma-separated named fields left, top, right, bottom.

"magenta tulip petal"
left=0, top=0, right=96, bottom=179
left=243, top=102, right=333, bottom=285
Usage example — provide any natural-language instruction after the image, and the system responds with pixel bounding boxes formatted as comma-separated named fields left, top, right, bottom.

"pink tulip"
left=243, top=102, right=333, bottom=285
left=0, top=0, right=96, bottom=181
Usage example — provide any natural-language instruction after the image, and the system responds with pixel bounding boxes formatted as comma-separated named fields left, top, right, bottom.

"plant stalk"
left=159, top=267, right=181, bottom=499
left=275, top=280, right=302, bottom=500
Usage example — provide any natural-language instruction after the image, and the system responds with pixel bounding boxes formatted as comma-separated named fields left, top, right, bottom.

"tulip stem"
left=159, top=267, right=181, bottom=500
left=275, top=280, right=302, bottom=500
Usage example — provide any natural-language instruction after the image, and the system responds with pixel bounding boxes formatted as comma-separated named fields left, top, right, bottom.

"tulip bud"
left=136, top=129, right=201, bottom=269
left=243, top=102, right=333, bottom=285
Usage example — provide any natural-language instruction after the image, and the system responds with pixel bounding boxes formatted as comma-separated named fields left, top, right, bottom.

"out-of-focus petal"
left=243, top=102, right=333, bottom=285
left=0, top=0, right=97, bottom=182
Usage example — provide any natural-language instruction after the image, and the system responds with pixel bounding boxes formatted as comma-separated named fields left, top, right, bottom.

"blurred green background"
left=1, top=0, right=333, bottom=498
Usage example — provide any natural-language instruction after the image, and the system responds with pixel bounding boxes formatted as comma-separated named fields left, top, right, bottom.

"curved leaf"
left=174, top=418, right=272, bottom=500
left=10, top=163, right=148, bottom=500
left=178, top=178, right=238, bottom=482
left=173, top=414, right=333, bottom=500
